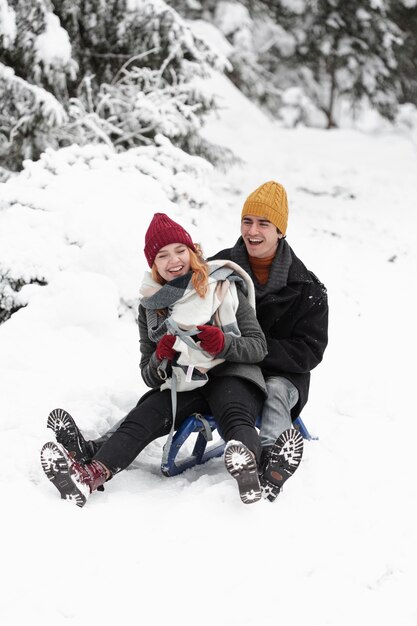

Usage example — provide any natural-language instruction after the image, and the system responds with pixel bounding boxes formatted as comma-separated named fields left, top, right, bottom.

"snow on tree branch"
left=0, top=63, right=67, bottom=167
left=0, top=0, right=17, bottom=49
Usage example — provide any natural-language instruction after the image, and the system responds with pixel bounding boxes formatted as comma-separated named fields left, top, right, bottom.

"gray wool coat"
left=138, top=288, right=267, bottom=397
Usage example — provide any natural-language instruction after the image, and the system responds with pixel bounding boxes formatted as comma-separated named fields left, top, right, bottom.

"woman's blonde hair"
left=151, top=243, right=209, bottom=297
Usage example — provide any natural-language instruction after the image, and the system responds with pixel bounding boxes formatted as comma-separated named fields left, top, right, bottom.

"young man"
left=45, top=182, right=328, bottom=502
left=213, top=181, right=328, bottom=441
left=210, top=181, right=329, bottom=499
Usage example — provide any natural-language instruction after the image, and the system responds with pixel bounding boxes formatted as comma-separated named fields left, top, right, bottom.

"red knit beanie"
left=144, top=213, right=196, bottom=267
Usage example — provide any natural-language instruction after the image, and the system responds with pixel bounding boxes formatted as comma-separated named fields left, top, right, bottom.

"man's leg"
left=41, top=390, right=209, bottom=506
left=259, top=376, right=299, bottom=448
left=259, top=377, right=303, bottom=502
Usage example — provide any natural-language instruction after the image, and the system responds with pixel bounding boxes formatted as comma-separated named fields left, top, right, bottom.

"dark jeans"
left=94, top=377, right=264, bottom=475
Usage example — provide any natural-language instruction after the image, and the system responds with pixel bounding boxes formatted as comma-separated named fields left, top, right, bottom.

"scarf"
left=230, top=237, right=292, bottom=303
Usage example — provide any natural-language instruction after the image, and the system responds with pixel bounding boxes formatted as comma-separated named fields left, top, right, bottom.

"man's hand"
left=156, top=334, right=176, bottom=361
left=197, top=325, right=225, bottom=355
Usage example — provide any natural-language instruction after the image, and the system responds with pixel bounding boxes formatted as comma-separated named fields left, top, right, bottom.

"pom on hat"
left=241, top=181, right=289, bottom=235
left=144, top=213, right=196, bottom=267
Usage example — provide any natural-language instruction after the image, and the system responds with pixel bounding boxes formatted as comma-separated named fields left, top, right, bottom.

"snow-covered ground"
left=1, top=71, right=417, bottom=625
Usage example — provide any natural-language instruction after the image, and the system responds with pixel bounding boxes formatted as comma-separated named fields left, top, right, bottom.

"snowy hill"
left=1, top=69, right=417, bottom=626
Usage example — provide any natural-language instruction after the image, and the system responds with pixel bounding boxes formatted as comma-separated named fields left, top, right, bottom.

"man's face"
left=241, top=215, right=281, bottom=259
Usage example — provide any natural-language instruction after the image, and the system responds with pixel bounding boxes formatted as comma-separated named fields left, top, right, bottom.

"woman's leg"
left=202, top=377, right=264, bottom=464
left=93, top=388, right=210, bottom=475
left=46, top=390, right=171, bottom=463
left=201, top=377, right=264, bottom=504
left=41, top=389, right=210, bottom=507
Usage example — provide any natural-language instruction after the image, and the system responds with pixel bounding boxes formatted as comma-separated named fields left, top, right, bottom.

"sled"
left=161, top=413, right=317, bottom=477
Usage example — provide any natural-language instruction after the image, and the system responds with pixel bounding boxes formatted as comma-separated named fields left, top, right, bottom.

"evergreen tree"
left=389, top=0, right=417, bottom=106
left=293, top=0, right=402, bottom=127
left=1, top=0, right=77, bottom=98
left=192, top=0, right=405, bottom=128
left=0, top=0, right=75, bottom=166
left=205, top=1, right=283, bottom=114
left=0, top=0, right=227, bottom=170
left=0, top=62, right=67, bottom=166
left=250, top=0, right=403, bottom=127
left=52, top=0, right=222, bottom=89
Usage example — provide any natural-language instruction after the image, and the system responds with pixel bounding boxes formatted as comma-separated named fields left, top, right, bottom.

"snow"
left=35, top=13, right=73, bottom=67
left=1, top=69, right=417, bottom=626
left=187, top=18, right=234, bottom=61
left=0, top=0, right=16, bottom=48
left=214, top=1, right=252, bottom=37
left=281, top=0, right=306, bottom=14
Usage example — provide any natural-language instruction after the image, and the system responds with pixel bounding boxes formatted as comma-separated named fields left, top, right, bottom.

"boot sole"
left=224, top=442, right=261, bottom=504
left=40, top=442, right=88, bottom=507
left=47, top=408, right=90, bottom=463
left=261, top=428, right=304, bottom=502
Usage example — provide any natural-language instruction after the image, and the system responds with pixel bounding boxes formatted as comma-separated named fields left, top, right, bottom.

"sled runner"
left=161, top=413, right=317, bottom=477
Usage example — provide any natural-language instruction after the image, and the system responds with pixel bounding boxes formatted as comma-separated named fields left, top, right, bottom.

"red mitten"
left=197, top=325, right=225, bottom=355
left=156, top=334, right=176, bottom=361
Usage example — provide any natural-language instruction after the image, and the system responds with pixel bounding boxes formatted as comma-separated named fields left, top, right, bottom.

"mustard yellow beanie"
left=241, top=181, right=289, bottom=235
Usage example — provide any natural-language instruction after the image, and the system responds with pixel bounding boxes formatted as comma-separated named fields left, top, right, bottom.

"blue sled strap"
left=161, top=414, right=225, bottom=477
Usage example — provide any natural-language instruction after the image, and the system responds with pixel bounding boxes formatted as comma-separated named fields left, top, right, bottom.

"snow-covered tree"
left=289, top=0, right=403, bottom=127
left=0, top=62, right=68, bottom=166
left=0, top=0, right=77, bottom=167
left=54, top=0, right=228, bottom=161
left=187, top=0, right=405, bottom=128
left=389, top=0, right=417, bottom=106
left=1, top=0, right=77, bottom=98
left=243, top=0, right=403, bottom=127
left=0, top=0, right=228, bottom=170
left=52, top=0, right=223, bottom=88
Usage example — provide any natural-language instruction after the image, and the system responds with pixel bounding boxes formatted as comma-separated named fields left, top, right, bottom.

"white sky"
left=1, top=66, right=417, bottom=626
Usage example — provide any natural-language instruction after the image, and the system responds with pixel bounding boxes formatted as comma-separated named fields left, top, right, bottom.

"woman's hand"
left=156, top=334, right=176, bottom=361
left=197, top=325, right=225, bottom=355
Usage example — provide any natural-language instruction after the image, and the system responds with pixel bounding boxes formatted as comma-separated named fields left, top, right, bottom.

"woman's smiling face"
left=153, top=243, right=191, bottom=282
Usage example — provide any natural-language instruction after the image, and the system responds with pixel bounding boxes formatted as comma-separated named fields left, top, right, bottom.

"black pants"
left=94, top=377, right=264, bottom=475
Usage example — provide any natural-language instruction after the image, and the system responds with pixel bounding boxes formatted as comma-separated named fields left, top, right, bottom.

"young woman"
left=40, top=213, right=268, bottom=506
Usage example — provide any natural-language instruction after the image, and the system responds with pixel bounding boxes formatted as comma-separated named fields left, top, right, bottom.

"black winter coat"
left=210, top=238, right=329, bottom=418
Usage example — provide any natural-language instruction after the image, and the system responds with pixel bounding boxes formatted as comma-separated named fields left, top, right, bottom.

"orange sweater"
left=248, top=253, right=275, bottom=285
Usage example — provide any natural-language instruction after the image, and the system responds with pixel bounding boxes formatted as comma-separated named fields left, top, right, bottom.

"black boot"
left=259, top=445, right=273, bottom=475
left=47, top=408, right=98, bottom=464
left=224, top=440, right=262, bottom=504
left=260, top=429, right=304, bottom=502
